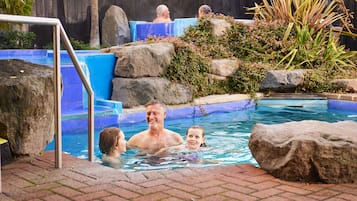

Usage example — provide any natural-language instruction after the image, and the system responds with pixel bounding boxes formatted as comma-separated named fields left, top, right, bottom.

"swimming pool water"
left=46, top=102, right=357, bottom=171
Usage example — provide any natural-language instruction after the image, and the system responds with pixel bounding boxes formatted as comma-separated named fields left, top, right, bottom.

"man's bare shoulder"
left=164, top=129, right=183, bottom=142
left=127, top=130, right=148, bottom=147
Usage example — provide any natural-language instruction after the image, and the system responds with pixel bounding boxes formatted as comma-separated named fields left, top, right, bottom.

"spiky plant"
left=247, top=0, right=356, bottom=37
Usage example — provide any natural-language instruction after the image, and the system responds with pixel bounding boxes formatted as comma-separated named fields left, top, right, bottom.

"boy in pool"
left=99, top=127, right=127, bottom=168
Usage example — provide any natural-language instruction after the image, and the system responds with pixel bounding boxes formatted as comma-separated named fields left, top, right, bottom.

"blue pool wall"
left=78, top=54, right=118, bottom=107
left=130, top=18, right=198, bottom=41
left=129, top=18, right=253, bottom=41
left=328, top=99, right=357, bottom=112
left=119, top=100, right=256, bottom=126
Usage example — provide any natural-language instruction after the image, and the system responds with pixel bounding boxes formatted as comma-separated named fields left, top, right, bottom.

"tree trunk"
left=89, top=0, right=100, bottom=48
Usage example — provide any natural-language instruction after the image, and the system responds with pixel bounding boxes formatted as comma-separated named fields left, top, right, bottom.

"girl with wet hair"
left=99, top=127, right=126, bottom=168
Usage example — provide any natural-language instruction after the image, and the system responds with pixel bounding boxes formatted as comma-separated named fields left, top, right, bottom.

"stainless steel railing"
left=0, top=14, right=95, bottom=168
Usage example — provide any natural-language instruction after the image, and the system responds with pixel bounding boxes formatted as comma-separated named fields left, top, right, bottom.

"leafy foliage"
left=246, top=0, right=356, bottom=71
left=226, top=21, right=292, bottom=63
left=227, top=62, right=272, bottom=97
left=247, top=0, right=356, bottom=37
left=0, top=30, right=35, bottom=49
left=148, top=37, right=213, bottom=97
left=0, top=0, right=34, bottom=29
left=43, top=38, right=98, bottom=50
left=181, top=17, right=233, bottom=59
left=297, top=69, right=340, bottom=93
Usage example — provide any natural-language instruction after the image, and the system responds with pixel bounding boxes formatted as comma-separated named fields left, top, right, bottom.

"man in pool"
left=127, top=99, right=183, bottom=155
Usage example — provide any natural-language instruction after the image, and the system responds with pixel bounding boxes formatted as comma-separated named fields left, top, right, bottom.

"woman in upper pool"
left=99, top=127, right=127, bottom=168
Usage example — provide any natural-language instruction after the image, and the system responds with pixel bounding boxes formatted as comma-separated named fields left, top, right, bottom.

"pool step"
left=257, top=99, right=328, bottom=108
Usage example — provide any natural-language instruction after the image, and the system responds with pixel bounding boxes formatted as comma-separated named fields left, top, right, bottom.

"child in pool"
left=99, top=127, right=126, bottom=168
left=154, top=125, right=206, bottom=160
left=185, top=125, right=206, bottom=150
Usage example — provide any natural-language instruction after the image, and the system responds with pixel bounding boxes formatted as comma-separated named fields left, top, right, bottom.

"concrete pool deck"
left=1, top=93, right=357, bottom=200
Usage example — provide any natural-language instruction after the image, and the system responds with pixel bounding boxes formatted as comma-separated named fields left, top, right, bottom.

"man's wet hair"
left=145, top=99, right=167, bottom=110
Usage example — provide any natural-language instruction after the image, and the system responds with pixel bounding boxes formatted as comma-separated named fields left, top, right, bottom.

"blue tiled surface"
left=61, top=64, right=83, bottom=111
left=328, top=99, right=357, bottom=112
left=136, top=22, right=174, bottom=41
left=174, top=18, right=197, bottom=36
left=0, top=49, right=47, bottom=57
left=257, top=99, right=328, bottom=109
left=129, top=21, right=146, bottom=41
left=130, top=18, right=198, bottom=41
left=79, top=54, right=116, bottom=101
left=119, top=100, right=256, bottom=126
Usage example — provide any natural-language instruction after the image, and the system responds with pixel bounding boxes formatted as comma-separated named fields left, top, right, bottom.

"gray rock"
left=113, top=42, right=175, bottom=78
left=207, top=73, right=226, bottom=81
left=249, top=120, right=357, bottom=183
left=210, top=59, right=240, bottom=77
left=209, top=18, right=232, bottom=37
left=0, top=59, right=54, bottom=157
left=333, top=79, right=357, bottom=92
left=260, top=70, right=306, bottom=92
left=112, top=77, right=192, bottom=108
left=101, top=5, right=131, bottom=46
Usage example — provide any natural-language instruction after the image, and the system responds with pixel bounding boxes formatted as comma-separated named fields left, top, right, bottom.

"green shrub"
left=163, top=38, right=212, bottom=97
left=181, top=17, right=233, bottom=59
left=0, top=30, right=35, bottom=49
left=0, top=0, right=34, bottom=30
left=43, top=38, right=97, bottom=50
left=226, top=21, right=294, bottom=63
left=297, top=69, right=340, bottom=93
left=227, top=62, right=272, bottom=97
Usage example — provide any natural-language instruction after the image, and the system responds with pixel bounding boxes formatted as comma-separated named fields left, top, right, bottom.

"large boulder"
left=112, top=42, right=175, bottom=78
left=0, top=59, right=54, bottom=157
left=112, top=77, right=192, bottom=108
left=249, top=120, right=357, bottom=183
left=101, top=5, right=131, bottom=46
left=260, top=70, right=306, bottom=92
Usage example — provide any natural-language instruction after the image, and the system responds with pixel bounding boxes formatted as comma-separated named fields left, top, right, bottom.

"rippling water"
left=49, top=104, right=357, bottom=171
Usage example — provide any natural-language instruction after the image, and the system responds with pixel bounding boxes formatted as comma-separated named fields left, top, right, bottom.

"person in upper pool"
left=99, top=127, right=127, bottom=168
left=127, top=99, right=183, bottom=155
left=153, top=4, right=172, bottom=23
left=198, top=4, right=212, bottom=18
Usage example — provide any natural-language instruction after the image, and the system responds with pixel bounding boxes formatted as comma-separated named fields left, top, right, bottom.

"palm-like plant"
left=248, top=0, right=356, bottom=37
left=247, top=0, right=356, bottom=71
left=0, top=0, right=34, bottom=29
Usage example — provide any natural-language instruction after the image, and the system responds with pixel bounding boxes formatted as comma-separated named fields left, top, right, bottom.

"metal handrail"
left=0, top=14, right=95, bottom=168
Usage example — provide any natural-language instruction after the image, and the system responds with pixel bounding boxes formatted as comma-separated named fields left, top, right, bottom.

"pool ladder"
left=0, top=14, right=95, bottom=170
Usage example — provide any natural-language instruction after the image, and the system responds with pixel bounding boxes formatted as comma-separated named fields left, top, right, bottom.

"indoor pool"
left=46, top=100, right=357, bottom=172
